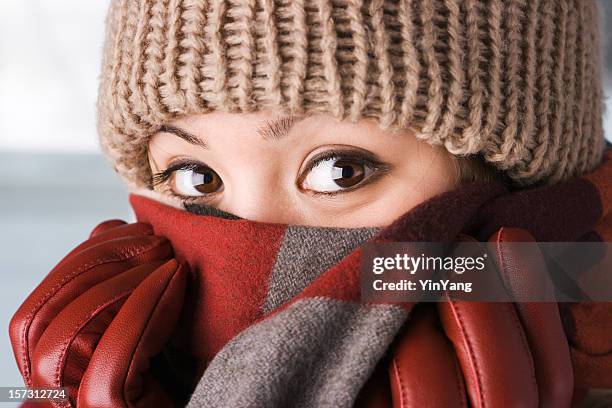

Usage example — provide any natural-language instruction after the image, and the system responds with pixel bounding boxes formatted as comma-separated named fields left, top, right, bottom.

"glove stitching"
left=447, top=300, right=486, bottom=408
left=391, top=358, right=406, bottom=408
left=120, top=266, right=179, bottom=407
left=492, top=229, right=516, bottom=299
left=495, top=228, right=539, bottom=400
left=20, top=240, right=164, bottom=384
left=53, top=291, right=132, bottom=393
left=503, top=302, right=539, bottom=400
left=451, top=352, right=468, bottom=408
left=21, top=250, right=139, bottom=384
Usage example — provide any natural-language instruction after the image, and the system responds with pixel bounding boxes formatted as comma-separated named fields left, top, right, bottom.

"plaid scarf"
left=130, top=150, right=611, bottom=407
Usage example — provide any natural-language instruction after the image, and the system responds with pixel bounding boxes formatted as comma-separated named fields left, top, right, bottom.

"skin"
left=148, top=110, right=460, bottom=228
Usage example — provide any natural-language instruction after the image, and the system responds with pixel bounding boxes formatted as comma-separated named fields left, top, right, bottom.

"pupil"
left=202, top=172, right=213, bottom=184
left=331, top=159, right=365, bottom=189
left=341, top=165, right=354, bottom=179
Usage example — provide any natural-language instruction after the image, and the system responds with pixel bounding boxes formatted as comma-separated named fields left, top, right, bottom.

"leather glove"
left=559, top=215, right=612, bottom=391
left=9, top=220, right=187, bottom=408
left=387, top=228, right=574, bottom=407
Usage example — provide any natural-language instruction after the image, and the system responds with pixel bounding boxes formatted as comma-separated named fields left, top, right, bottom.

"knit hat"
left=98, top=0, right=606, bottom=188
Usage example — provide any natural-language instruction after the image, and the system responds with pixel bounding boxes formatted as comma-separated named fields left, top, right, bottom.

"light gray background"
left=1, top=1, right=612, bottom=406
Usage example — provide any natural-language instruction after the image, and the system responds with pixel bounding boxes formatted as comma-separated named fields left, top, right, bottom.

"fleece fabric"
left=130, top=149, right=612, bottom=407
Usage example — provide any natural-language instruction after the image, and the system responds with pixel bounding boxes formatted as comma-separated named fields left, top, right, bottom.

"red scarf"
left=131, top=150, right=612, bottom=406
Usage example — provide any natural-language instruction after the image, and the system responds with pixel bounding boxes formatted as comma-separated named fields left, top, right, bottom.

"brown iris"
left=191, top=167, right=222, bottom=193
left=332, top=159, right=366, bottom=188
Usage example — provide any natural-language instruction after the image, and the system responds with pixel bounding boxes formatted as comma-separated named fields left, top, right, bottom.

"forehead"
left=168, top=110, right=301, bottom=136
left=150, top=110, right=424, bottom=158
left=165, top=110, right=395, bottom=140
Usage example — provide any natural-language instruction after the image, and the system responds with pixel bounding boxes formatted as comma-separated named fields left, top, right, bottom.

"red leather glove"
left=9, top=220, right=187, bottom=408
left=387, top=228, right=574, bottom=407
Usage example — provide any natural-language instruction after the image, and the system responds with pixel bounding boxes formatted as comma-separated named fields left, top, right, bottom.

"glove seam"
left=21, top=239, right=166, bottom=384
left=451, top=351, right=468, bottom=408
left=391, top=357, right=406, bottom=408
left=120, top=264, right=180, bottom=406
left=53, top=291, right=132, bottom=395
left=446, top=300, right=486, bottom=407
left=492, top=228, right=516, bottom=299
left=494, top=228, right=540, bottom=400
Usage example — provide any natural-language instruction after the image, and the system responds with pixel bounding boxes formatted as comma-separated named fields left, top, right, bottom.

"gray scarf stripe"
left=187, top=298, right=407, bottom=408
left=262, top=226, right=380, bottom=313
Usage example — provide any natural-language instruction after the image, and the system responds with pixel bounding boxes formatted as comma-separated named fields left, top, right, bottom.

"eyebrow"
left=157, top=124, right=208, bottom=148
left=157, top=115, right=305, bottom=147
left=256, top=115, right=303, bottom=140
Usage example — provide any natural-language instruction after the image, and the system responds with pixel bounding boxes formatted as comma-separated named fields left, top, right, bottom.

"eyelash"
left=151, top=149, right=391, bottom=200
left=151, top=161, right=200, bottom=187
left=297, top=149, right=391, bottom=196
left=151, top=161, right=219, bottom=203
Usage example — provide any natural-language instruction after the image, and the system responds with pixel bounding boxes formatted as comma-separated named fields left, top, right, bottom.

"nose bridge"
left=222, top=166, right=298, bottom=224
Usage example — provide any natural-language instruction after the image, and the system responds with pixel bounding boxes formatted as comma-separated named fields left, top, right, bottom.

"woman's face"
left=148, top=110, right=459, bottom=227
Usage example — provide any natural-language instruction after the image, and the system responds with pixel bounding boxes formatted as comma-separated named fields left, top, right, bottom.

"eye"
left=300, top=154, right=378, bottom=193
left=151, top=161, right=223, bottom=198
left=172, top=165, right=223, bottom=196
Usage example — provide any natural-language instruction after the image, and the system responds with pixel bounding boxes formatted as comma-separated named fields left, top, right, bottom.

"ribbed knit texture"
left=98, top=0, right=606, bottom=188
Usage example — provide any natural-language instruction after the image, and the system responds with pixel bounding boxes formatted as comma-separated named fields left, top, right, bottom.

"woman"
left=10, top=0, right=612, bottom=406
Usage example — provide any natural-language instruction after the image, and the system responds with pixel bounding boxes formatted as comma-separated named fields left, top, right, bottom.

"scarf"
left=130, top=150, right=611, bottom=407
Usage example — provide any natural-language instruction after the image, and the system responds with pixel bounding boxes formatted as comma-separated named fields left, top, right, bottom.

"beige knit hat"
left=98, top=0, right=606, bottom=188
